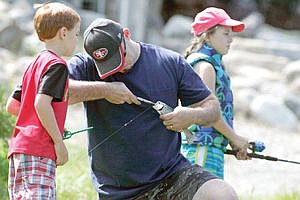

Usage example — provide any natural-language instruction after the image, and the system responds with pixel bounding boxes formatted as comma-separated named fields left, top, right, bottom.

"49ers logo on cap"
left=93, top=48, right=108, bottom=60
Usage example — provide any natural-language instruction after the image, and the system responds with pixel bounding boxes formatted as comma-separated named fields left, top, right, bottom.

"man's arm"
left=189, top=93, right=221, bottom=126
left=6, top=84, right=22, bottom=116
left=160, top=93, right=221, bottom=130
left=161, top=93, right=249, bottom=159
left=68, top=79, right=140, bottom=105
left=6, top=96, right=21, bottom=116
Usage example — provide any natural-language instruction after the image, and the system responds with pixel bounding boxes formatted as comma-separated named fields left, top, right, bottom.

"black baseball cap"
left=84, top=18, right=125, bottom=79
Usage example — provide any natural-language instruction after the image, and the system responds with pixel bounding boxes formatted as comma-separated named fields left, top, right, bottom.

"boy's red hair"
left=33, top=2, right=80, bottom=41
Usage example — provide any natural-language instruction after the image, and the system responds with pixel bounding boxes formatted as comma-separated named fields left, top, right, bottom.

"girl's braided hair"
left=183, top=25, right=219, bottom=59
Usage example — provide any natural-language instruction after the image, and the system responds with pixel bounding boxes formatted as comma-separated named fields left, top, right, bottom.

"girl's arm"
left=194, top=62, right=249, bottom=159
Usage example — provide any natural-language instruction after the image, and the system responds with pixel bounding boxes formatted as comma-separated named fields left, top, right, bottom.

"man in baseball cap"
left=84, top=18, right=126, bottom=79
left=68, top=17, right=241, bottom=200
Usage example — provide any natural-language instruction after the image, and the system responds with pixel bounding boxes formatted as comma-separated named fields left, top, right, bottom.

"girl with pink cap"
left=181, top=7, right=250, bottom=179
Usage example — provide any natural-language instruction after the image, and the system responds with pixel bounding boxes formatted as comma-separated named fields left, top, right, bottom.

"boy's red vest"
left=8, top=51, right=68, bottom=161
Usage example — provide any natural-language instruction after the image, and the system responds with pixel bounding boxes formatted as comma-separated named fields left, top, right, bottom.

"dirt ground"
left=225, top=114, right=300, bottom=197
left=65, top=104, right=300, bottom=198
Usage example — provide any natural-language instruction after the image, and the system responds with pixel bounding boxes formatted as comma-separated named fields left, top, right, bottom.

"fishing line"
left=60, top=105, right=153, bottom=177
left=87, top=106, right=152, bottom=154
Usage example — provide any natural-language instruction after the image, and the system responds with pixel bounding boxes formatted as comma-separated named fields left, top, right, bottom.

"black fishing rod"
left=225, top=141, right=300, bottom=165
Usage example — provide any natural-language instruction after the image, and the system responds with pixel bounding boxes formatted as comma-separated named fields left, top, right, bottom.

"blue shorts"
left=181, top=144, right=224, bottom=178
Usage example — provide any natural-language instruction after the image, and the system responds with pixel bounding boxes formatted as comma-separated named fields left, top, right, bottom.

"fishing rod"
left=64, top=97, right=197, bottom=151
left=63, top=127, right=94, bottom=140
left=225, top=141, right=300, bottom=165
left=63, top=99, right=300, bottom=165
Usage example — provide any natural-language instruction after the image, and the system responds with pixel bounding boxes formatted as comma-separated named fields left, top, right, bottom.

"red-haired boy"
left=6, top=2, right=80, bottom=199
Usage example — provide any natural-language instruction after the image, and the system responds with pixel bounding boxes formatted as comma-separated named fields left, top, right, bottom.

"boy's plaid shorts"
left=8, top=153, right=56, bottom=200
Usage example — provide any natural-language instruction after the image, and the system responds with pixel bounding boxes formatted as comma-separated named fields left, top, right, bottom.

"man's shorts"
left=134, top=164, right=219, bottom=200
left=8, top=153, right=56, bottom=200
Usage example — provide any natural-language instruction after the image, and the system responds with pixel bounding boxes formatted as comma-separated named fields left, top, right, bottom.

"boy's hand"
left=54, top=140, right=68, bottom=166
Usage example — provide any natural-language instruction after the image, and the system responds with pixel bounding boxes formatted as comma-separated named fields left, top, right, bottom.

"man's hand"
left=105, top=82, right=140, bottom=105
left=68, top=80, right=141, bottom=105
left=160, top=106, right=193, bottom=131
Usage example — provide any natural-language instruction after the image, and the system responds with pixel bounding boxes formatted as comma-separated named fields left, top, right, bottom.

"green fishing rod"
left=63, top=127, right=94, bottom=140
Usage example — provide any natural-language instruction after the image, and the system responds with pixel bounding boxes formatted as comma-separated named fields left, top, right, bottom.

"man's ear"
left=123, top=28, right=130, bottom=39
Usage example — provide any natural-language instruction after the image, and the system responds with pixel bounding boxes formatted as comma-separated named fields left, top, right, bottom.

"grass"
left=2, top=139, right=300, bottom=200
left=56, top=140, right=97, bottom=199
left=59, top=140, right=300, bottom=200
left=240, top=192, right=300, bottom=200
left=1, top=141, right=299, bottom=200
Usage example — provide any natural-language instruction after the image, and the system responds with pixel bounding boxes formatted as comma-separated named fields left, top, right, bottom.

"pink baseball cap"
left=192, top=7, right=245, bottom=36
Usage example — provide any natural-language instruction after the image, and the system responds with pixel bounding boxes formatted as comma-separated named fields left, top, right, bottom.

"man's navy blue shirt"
left=68, top=43, right=211, bottom=199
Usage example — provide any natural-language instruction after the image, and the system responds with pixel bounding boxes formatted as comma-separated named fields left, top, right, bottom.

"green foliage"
left=56, top=141, right=97, bottom=199
left=0, top=87, right=95, bottom=199
left=0, top=87, right=16, bottom=199
left=0, top=88, right=15, bottom=139
left=240, top=191, right=300, bottom=200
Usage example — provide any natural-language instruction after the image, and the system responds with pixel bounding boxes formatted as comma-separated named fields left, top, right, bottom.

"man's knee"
left=193, top=179, right=238, bottom=200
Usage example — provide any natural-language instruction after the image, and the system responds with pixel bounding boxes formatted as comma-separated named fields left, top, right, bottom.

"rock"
left=0, top=48, right=14, bottom=88
left=0, top=47, right=14, bottom=61
left=0, top=20, right=24, bottom=52
left=259, top=81, right=290, bottom=98
left=290, top=78, right=300, bottom=94
left=4, top=56, right=33, bottom=84
left=233, top=88, right=258, bottom=116
left=161, top=14, right=193, bottom=37
left=282, top=60, right=300, bottom=84
left=284, top=94, right=300, bottom=120
left=21, top=33, right=43, bottom=56
left=255, top=24, right=300, bottom=45
left=229, top=36, right=300, bottom=61
left=233, top=65, right=278, bottom=80
left=231, top=76, right=265, bottom=91
left=77, top=9, right=105, bottom=33
left=249, top=95, right=298, bottom=131
left=228, top=0, right=258, bottom=20
left=0, top=1, right=8, bottom=11
left=240, top=11, right=265, bottom=38
left=223, top=48, right=290, bottom=72
left=8, top=0, right=35, bottom=34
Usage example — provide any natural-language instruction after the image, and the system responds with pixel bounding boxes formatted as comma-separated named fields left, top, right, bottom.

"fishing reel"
left=226, top=140, right=265, bottom=156
left=152, top=101, right=197, bottom=145
left=226, top=140, right=300, bottom=164
left=249, top=140, right=265, bottom=153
